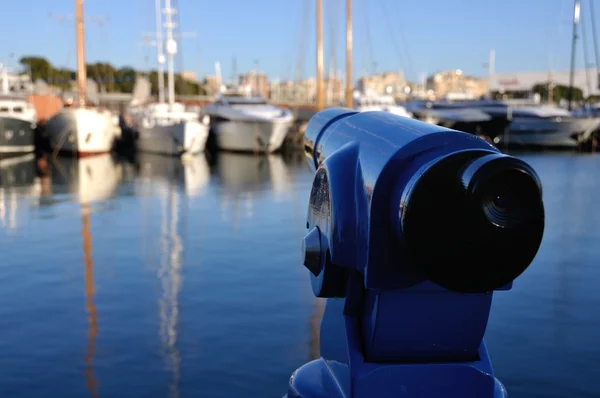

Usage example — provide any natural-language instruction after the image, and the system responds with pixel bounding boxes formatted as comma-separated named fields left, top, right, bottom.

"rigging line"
left=327, top=0, right=341, bottom=78
left=550, top=0, right=569, bottom=71
left=378, top=0, right=410, bottom=77
left=171, top=0, right=184, bottom=96
left=589, top=0, right=600, bottom=84
left=581, top=2, right=592, bottom=95
left=362, top=0, right=376, bottom=75
left=385, top=0, right=415, bottom=79
left=296, top=0, right=311, bottom=82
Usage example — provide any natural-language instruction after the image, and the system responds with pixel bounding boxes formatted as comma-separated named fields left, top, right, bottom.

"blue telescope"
left=286, top=108, right=545, bottom=398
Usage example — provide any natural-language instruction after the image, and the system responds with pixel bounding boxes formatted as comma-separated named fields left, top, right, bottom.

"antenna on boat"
left=157, top=0, right=195, bottom=106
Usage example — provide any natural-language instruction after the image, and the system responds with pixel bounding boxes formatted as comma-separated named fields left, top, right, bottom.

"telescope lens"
left=400, top=151, right=545, bottom=293
left=474, top=169, right=540, bottom=228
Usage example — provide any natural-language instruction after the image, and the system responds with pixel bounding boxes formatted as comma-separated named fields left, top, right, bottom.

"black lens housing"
left=401, top=151, right=545, bottom=293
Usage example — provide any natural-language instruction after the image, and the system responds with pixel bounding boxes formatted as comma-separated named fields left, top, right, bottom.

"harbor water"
left=0, top=150, right=598, bottom=398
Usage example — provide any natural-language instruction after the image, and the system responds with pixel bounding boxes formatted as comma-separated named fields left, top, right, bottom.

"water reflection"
left=0, top=154, right=39, bottom=231
left=81, top=204, right=99, bottom=398
left=157, top=184, right=183, bottom=398
left=50, top=154, right=122, bottom=205
left=135, top=153, right=211, bottom=198
left=213, top=153, right=297, bottom=231
left=136, top=161, right=189, bottom=398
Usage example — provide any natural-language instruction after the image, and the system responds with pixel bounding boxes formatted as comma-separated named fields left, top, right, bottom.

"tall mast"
left=568, top=0, right=581, bottom=110
left=163, top=0, right=177, bottom=107
left=589, top=0, right=600, bottom=91
left=75, top=0, right=87, bottom=107
left=316, top=0, right=324, bottom=110
left=155, top=0, right=165, bottom=103
left=488, top=49, right=495, bottom=99
left=345, top=0, right=353, bottom=108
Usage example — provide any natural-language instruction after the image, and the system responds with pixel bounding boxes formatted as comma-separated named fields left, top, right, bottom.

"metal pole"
left=155, top=0, right=165, bottom=103
left=588, top=0, right=600, bottom=91
left=488, top=49, right=495, bottom=98
left=568, top=0, right=581, bottom=110
left=345, top=0, right=353, bottom=108
left=316, top=0, right=324, bottom=110
left=581, top=5, right=592, bottom=98
left=164, top=0, right=176, bottom=107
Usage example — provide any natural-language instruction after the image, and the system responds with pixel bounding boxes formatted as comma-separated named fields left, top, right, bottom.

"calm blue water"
left=0, top=150, right=598, bottom=398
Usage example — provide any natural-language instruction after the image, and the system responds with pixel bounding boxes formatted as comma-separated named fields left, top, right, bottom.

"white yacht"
left=45, top=0, right=119, bottom=156
left=491, top=105, right=600, bottom=148
left=128, top=101, right=210, bottom=156
left=349, top=90, right=413, bottom=118
left=408, top=99, right=600, bottom=149
left=0, top=96, right=37, bottom=157
left=203, top=87, right=294, bottom=153
left=0, top=64, right=37, bottom=157
left=126, top=0, right=209, bottom=157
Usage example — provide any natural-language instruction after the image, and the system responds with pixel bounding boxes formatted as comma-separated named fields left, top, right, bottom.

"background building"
left=356, top=72, right=407, bottom=98
left=239, top=71, right=269, bottom=98
left=181, top=71, right=197, bottom=82
left=489, top=68, right=600, bottom=98
left=426, top=70, right=488, bottom=100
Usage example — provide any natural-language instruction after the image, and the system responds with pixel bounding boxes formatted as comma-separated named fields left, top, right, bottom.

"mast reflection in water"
left=81, top=204, right=99, bottom=398
left=135, top=153, right=210, bottom=398
left=157, top=182, right=184, bottom=398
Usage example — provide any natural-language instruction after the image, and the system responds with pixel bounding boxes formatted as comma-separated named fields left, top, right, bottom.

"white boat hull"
left=497, top=117, right=600, bottom=148
left=211, top=119, right=292, bottom=153
left=46, top=108, right=118, bottom=155
left=136, top=120, right=209, bottom=156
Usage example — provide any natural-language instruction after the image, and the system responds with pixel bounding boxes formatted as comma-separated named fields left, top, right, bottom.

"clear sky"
left=0, top=0, right=597, bottom=83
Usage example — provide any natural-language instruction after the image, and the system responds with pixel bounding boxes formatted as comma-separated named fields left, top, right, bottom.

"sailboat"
left=45, top=0, right=119, bottom=156
left=127, top=0, right=210, bottom=157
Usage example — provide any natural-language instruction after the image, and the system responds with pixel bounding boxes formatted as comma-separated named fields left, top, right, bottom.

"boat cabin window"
left=0, top=106, right=9, bottom=112
left=12, top=106, right=23, bottom=113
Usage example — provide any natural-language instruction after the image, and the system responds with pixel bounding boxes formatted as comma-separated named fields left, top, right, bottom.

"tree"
left=532, top=83, right=584, bottom=102
left=19, top=55, right=207, bottom=95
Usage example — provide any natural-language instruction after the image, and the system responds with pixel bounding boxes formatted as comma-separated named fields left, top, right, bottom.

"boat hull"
left=46, top=108, right=118, bottom=156
left=211, top=119, right=292, bottom=153
left=135, top=120, right=209, bottom=156
left=497, top=117, right=600, bottom=148
left=0, top=116, right=35, bottom=157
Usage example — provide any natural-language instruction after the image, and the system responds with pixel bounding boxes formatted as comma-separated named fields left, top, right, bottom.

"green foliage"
left=531, top=83, right=584, bottom=102
left=18, top=55, right=205, bottom=95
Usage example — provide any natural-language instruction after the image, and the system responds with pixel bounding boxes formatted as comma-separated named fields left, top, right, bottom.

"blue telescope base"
left=285, top=342, right=507, bottom=398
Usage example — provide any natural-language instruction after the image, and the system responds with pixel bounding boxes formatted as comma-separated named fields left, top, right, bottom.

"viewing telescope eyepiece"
left=400, top=151, right=545, bottom=294
left=460, top=153, right=542, bottom=229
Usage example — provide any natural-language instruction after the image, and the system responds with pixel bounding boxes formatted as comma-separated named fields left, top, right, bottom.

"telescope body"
left=286, top=109, right=544, bottom=398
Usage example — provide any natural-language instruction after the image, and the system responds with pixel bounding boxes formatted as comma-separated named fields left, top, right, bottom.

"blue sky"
left=0, top=0, right=597, bottom=82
